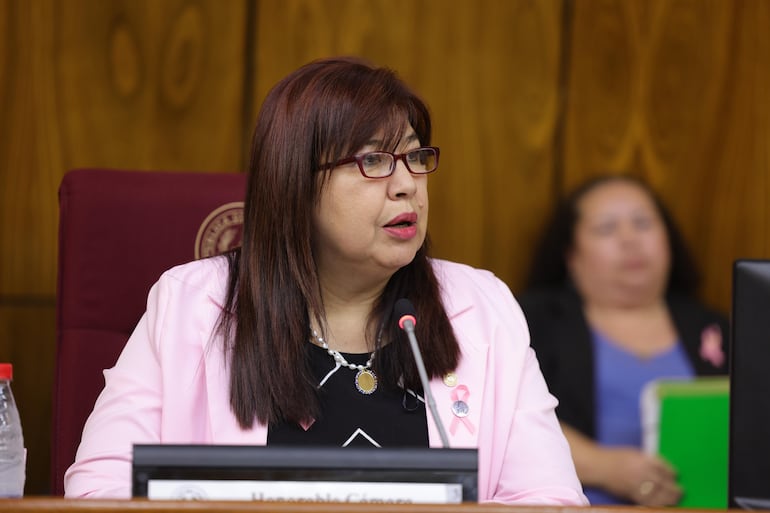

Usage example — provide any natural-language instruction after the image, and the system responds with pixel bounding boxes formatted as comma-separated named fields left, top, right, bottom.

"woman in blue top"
left=519, top=175, right=728, bottom=506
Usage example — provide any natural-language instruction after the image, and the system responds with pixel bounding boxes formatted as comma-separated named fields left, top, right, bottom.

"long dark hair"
left=218, top=57, right=459, bottom=428
left=524, top=174, right=699, bottom=295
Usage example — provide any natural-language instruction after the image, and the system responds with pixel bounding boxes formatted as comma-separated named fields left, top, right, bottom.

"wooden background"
left=1, top=0, right=768, bottom=495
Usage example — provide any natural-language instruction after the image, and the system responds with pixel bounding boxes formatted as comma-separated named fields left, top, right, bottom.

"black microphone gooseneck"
left=394, top=298, right=451, bottom=448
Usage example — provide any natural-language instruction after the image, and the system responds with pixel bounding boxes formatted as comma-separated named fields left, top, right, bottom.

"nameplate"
left=147, top=479, right=463, bottom=503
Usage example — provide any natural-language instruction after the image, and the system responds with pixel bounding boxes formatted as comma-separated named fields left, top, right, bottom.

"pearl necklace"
left=310, top=329, right=378, bottom=395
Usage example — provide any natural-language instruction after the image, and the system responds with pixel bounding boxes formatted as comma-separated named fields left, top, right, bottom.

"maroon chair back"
left=52, top=168, right=247, bottom=495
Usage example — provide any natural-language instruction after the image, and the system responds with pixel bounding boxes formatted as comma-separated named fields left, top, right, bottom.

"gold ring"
left=639, top=480, right=655, bottom=496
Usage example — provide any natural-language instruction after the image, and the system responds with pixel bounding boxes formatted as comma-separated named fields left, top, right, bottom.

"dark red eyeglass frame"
left=319, top=146, right=440, bottom=178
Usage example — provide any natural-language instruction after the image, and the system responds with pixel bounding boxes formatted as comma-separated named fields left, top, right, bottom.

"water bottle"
left=0, top=363, right=25, bottom=497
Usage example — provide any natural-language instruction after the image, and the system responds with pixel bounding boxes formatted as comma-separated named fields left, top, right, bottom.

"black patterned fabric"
left=267, top=343, right=429, bottom=447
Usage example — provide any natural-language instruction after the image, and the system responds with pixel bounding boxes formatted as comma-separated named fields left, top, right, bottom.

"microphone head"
left=395, top=298, right=417, bottom=330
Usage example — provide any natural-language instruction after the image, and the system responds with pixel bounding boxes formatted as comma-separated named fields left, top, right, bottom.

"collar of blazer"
left=198, top=262, right=486, bottom=447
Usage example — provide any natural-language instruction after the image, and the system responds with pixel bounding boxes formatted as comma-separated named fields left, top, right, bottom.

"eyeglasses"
left=320, top=146, right=440, bottom=179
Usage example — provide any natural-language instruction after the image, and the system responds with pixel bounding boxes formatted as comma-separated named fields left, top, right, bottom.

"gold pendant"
left=355, top=369, right=378, bottom=395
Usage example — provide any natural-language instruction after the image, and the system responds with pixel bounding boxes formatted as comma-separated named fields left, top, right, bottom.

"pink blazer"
left=64, top=257, right=587, bottom=505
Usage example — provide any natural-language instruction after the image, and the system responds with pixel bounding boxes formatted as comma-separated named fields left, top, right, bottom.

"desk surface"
left=0, top=499, right=753, bottom=513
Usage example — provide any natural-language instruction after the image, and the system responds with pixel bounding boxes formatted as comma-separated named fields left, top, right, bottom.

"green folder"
left=640, top=377, right=729, bottom=508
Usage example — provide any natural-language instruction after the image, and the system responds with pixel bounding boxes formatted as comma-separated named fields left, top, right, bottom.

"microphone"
left=395, top=298, right=451, bottom=448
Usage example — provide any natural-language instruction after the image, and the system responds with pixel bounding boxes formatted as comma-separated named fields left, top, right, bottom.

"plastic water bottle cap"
left=0, top=363, right=13, bottom=380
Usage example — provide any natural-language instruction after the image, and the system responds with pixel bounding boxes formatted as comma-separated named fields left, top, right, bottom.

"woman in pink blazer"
left=65, top=57, right=587, bottom=505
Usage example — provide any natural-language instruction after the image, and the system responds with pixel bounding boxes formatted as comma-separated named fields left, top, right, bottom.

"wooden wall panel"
left=563, top=0, right=639, bottom=185
left=251, top=0, right=563, bottom=291
left=562, top=0, right=768, bottom=314
left=697, top=0, right=770, bottom=310
left=53, top=0, right=248, bottom=172
left=1, top=0, right=61, bottom=297
left=1, top=0, right=249, bottom=296
left=0, top=2, right=8, bottom=135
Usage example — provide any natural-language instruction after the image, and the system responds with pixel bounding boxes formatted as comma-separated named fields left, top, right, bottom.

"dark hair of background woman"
left=217, top=57, right=460, bottom=428
left=524, top=174, right=699, bottom=296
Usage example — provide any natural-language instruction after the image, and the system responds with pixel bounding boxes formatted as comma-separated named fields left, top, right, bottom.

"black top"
left=518, top=286, right=729, bottom=438
left=267, top=343, right=429, bottom=447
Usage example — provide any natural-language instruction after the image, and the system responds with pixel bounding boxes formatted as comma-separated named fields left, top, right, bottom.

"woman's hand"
left=599, top=447, right=682, bottom=506
left=561, top=422, right=682, bottom=506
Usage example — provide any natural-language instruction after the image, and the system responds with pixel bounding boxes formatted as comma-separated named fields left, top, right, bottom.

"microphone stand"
left=400, top=317, right=451, bottom=448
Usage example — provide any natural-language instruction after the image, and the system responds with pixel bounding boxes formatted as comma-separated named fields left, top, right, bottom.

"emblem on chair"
left=194, top=202, right=244, bottom=259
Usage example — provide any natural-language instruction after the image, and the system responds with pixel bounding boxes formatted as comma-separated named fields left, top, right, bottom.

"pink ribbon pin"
left=449, top=384, right=476, bottom=436
left=699, top=324, right=725, bottom=367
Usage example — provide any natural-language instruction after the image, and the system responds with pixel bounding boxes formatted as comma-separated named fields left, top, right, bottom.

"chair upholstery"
left=52, top=168, right=247, bottom=495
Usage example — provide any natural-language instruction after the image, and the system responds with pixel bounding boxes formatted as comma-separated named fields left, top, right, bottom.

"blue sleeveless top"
left=583, top=329, right=694, bottom=505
